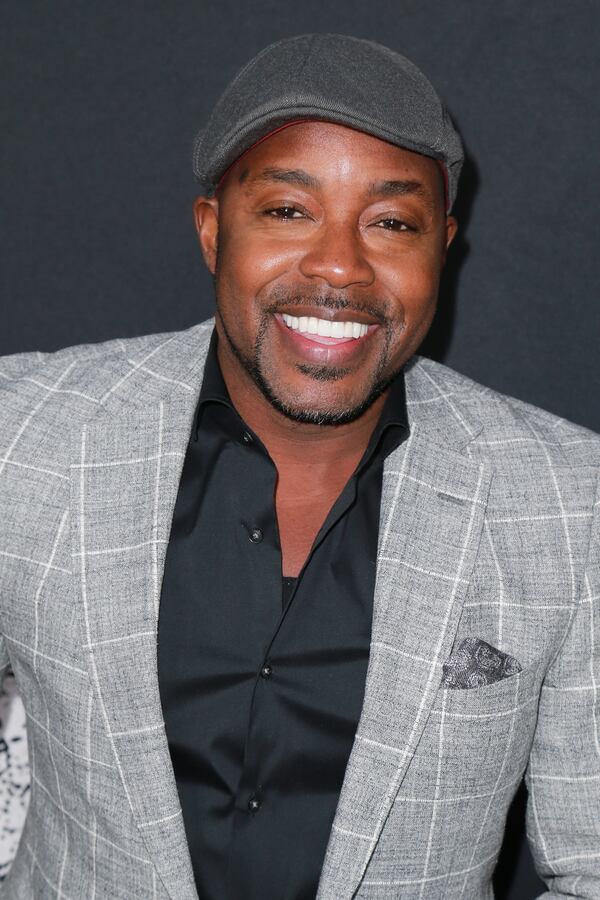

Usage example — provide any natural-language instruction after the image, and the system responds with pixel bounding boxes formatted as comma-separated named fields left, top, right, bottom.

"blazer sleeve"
left=525, top=472, right=600, bottom=898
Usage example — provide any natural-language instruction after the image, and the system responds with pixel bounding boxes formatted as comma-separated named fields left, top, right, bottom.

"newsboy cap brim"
left=192, top=33, right=463, bottom=210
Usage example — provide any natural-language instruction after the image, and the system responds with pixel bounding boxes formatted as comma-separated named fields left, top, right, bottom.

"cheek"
left=382, top=253, right=441, bottom=321
left=218, top=228, right=299, bottom=298
left=379, top=253, right=442, bottom=366
left=215, top=236, right=300, bottom=348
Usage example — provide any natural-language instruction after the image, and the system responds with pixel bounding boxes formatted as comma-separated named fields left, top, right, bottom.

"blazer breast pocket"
left=436, top=635, right=540, bottom=718
left=439, top=659, right=538, bottom=713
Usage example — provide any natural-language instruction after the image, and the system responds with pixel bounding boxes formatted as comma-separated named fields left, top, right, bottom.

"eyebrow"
left=245, top=167, right=321, bottom=189
left=367, top=179, right=427, bottom=198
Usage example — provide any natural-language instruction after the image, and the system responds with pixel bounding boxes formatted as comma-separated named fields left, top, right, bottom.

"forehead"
left=223, top=121, right=444, bottom=202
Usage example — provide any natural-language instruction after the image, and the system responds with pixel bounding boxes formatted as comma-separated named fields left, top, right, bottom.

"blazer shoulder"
left=0, top=327, right=192, bottom=423
left=0, top=329, right=178, bottom=379
left=408, top=355, right=600, bottom=468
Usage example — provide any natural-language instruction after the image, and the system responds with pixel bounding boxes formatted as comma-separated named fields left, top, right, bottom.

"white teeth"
left=280, top=313, right=371, bottom=340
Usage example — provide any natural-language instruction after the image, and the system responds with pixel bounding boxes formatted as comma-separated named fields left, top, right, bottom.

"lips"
left=281, top=312, right=369, bottom=342
left=273, top=312, right=378, bottom=361
left=275, top=311, right=377, bottom=346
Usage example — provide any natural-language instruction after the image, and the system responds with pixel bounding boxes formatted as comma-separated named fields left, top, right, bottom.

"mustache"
left=264, top=292, right=389, bottom=326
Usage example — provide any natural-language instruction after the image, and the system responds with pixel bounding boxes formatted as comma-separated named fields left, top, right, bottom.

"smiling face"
left=194, top=121, right=457, bottom=426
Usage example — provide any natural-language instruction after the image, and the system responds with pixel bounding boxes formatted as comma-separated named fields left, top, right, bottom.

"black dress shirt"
left=158, top=330, right=408, bottom=900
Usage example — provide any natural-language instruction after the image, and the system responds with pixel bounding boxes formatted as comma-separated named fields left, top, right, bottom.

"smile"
left=277, top=313, right=369, bottom=345
left=281, top=313, right=369, bottom=341
left=273, top=312, right=379, bottom=364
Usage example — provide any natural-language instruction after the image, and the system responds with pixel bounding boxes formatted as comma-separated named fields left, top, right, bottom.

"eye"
left=374, top=217, right=414, bottom=232
left=263, top=206, right=305, bottom=220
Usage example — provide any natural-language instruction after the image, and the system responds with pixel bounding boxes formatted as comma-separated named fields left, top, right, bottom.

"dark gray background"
left=2, top=1, right=599, bottom=896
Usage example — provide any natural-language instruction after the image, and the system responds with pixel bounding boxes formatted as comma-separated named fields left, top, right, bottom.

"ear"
left=193, top=195, right=220, bottom=274
left=442, top=215, right=458, bottom=264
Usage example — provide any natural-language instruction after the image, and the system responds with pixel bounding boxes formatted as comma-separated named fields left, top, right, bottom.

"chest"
left=275, top=465, right=359, bottom=576
left=275, top=487, right=342, bottom=576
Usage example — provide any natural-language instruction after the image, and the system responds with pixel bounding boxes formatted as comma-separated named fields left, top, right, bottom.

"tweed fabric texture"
left=0, top=320, right=598, bottom=899
left=192, top=34, right=464, bottom=209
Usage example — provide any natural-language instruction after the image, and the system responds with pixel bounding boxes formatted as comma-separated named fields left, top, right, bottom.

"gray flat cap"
left=192, top=33, right=463, bottom=209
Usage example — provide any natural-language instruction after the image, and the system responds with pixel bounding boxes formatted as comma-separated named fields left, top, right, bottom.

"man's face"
left=194, top=121, right=457, bottom=425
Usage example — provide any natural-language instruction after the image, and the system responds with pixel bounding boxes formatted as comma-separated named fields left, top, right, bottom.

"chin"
left=263, top=378, right=389, bottom=426
left=270, top=400, right=369, bottom=427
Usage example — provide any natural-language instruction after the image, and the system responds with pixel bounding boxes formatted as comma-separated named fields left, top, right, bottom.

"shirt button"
left=242, top=431, right=253, bottom=445
left=260, top=662, right=273, bottom=678
left=248, top=795, right=261, bottom=812
left=249, top=527, right=263, bottom=544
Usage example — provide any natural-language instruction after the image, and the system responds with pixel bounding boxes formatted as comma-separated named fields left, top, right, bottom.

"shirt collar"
left=196, top=328, right=233, bottom=411
left=195, top=328, right=409, bottom=463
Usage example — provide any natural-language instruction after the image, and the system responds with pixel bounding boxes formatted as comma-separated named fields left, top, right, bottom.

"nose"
left=298, top=220, right=375, bottom=289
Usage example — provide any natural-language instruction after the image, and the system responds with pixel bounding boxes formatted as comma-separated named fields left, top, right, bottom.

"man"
left=0, top=32, right=598, bottom=900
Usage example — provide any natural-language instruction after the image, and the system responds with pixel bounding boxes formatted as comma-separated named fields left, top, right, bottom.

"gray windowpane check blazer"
left=0, top=320, right=598, bottom=899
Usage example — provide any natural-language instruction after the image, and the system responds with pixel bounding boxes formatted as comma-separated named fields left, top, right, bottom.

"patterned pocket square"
left=441, top=637, right=522, bottom=689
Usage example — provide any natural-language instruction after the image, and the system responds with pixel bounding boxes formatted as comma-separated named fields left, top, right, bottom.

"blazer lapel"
left=70, top=326, right=212, bottom=900
left=317, top=414, right=492, bottom=898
